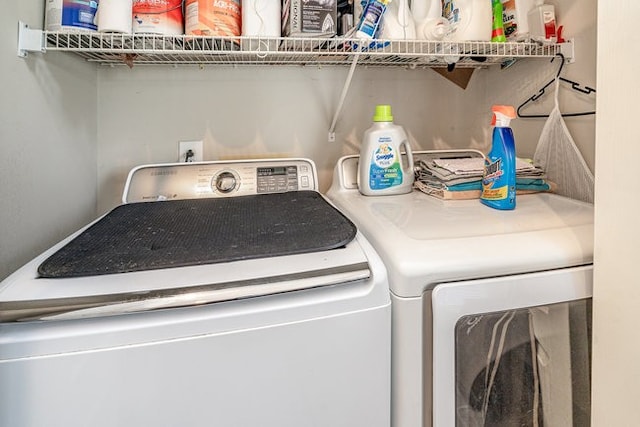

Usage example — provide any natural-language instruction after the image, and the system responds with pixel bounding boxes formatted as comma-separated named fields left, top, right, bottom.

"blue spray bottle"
left=481, top=105, right=517, bottom=210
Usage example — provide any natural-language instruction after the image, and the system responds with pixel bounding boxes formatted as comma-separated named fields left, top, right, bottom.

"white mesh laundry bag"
left=533, top=78, right=595, bottom=203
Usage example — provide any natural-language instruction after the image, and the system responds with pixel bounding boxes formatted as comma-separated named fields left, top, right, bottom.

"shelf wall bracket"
left=328, top=52, right=360, bottom=142
left=18, top=21, right=45, bottom=58
left=560, top=40, right=575, bottom=63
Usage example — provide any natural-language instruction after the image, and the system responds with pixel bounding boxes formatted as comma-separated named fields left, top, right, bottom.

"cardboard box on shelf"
left=283, top=0, right=337, bottom=37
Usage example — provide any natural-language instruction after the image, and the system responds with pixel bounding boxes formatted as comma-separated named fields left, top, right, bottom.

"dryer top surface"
left=327, top=159, right=594, bottom=297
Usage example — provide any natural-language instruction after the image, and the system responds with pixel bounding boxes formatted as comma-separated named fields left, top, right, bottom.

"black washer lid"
left=38, top=191, right=357, bottom=278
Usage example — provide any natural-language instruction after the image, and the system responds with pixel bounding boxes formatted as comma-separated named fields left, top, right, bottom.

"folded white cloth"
left=432, top=157, right=539, bottom=175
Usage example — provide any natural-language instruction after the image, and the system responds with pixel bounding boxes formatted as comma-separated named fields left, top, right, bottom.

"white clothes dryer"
left=0, top=159, right=391, bottom=427
left=327, top=151, right=594, bottom=427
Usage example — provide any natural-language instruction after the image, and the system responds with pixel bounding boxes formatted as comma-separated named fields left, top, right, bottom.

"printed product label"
left=542, top=10, right=556, bottom=39
left=358, top=1, right=386, bottom=37
left=369, top=141, right=403, bottom=190
left=482, top=158, right=507, bottom=200
left=133, top=0, right=184, bottom=35
left=502, top=0, right=518, bottom=39
left=185, top=0, right=241, bottom=36
left=50, top=0, right=99, bottom=31
left=287, top=0, right=337, bottom=36
left=442, top=0, right=461, bottom=27
left=481, top=183, right=508, bottom=200
left=302, top=3, right=336, bottom=33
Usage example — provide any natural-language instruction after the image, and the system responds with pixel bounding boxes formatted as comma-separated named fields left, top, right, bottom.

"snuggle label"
left=369, top=141, right=403, bottom=190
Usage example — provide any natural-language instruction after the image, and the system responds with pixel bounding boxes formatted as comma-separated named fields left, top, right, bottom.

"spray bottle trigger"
left=491, top=105, right=517, bottom=118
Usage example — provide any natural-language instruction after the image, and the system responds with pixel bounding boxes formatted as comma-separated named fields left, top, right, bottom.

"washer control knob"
left=214, top=171, right=237, bottom=193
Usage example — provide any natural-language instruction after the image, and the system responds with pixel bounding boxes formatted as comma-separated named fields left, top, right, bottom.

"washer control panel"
left=123, top=159, right=318, bottom=203
left=256, top=165, right=301, bottom=193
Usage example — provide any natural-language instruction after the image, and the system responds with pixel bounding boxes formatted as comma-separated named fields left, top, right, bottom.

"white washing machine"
left=0, top=158, right=391, bottom=427
left=327, top=151, right=594, bottom=427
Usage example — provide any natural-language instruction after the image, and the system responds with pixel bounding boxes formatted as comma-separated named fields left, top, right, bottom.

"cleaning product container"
left=481, top=105, right=517, bottom=210
left=185, top=0, right=241, bottom=37
left=491, top=0, right=507, bottom=42
left=412, top=0, right=450, bottom=40
left=355, top=0, right=389, bottom=39
left=380, top=0, right=416, bottom=40
left=501, top=0, right=535, bottom=40
left=358, top=105, right=414, bottom=196
left=133, top=0, right=184, bottom=35
left=527, top=0, right=556, bottom=43
left=442, top=0, right=492, bottom=41
left=45, top=0, right=99, bottom=32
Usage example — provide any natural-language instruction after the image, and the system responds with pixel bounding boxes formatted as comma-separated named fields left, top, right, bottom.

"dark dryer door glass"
left=455, top=299, right=591, bottom=427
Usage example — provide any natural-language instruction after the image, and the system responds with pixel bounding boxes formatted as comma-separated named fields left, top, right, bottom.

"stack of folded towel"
left=414, top=156, right=553, bottom=200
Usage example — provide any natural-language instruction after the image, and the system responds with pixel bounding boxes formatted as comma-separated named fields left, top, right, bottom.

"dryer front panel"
left=432, top=265, right=592, bottom=427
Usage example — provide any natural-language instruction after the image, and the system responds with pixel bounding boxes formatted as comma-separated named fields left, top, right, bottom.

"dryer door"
left=432, top=265, right=592, bottom=427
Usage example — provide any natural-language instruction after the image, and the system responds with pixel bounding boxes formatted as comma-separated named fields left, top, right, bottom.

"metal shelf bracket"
left=18, top=21, right=45, bottom=58
left=560, top=40, right=575, bottom=63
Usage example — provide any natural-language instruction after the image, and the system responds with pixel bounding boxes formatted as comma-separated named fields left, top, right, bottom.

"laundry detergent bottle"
left=481, top=105, right=517, bottom=210
left=358, top=105, right=414, bottom=196
left=380, top=0, right=416, bottom=40
left=412, top=0, right=450, bottom=40
left=442, top=0, right=492, bottom=41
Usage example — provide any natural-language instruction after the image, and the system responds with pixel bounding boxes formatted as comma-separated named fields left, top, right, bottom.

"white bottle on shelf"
left=501, top=0, right=535, bottom=41
left=527, top=0, right=557, bottom=43
left=412, top=0, right=450, bottom=40
left=381, top=0, right=416, bottom=40
left=442, top=0, right=492, bottom=41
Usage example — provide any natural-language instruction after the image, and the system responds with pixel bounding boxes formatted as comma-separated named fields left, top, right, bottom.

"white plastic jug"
left=442, top=0, right=492, bottom=41
left=412, top=0, right=450, bottom=40
left=380, top=0, right=416, bottom=40
left=358, top=105, right=415, bottom=196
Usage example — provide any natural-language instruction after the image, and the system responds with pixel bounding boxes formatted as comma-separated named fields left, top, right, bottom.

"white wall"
left=591, top=2, right=640, bottom=425
left=0, top=3, right=98, bottom=280
left=95, top=53, right=597, bottom=215
left=96, top=65, right=491, bottom=212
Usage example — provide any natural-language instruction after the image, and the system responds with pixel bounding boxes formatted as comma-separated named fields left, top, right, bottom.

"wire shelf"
left=43, top=31, right=567, bottom=68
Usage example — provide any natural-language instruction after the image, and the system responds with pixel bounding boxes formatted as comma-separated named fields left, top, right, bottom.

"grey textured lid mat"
left=38, top=191, right=357, bottom=278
